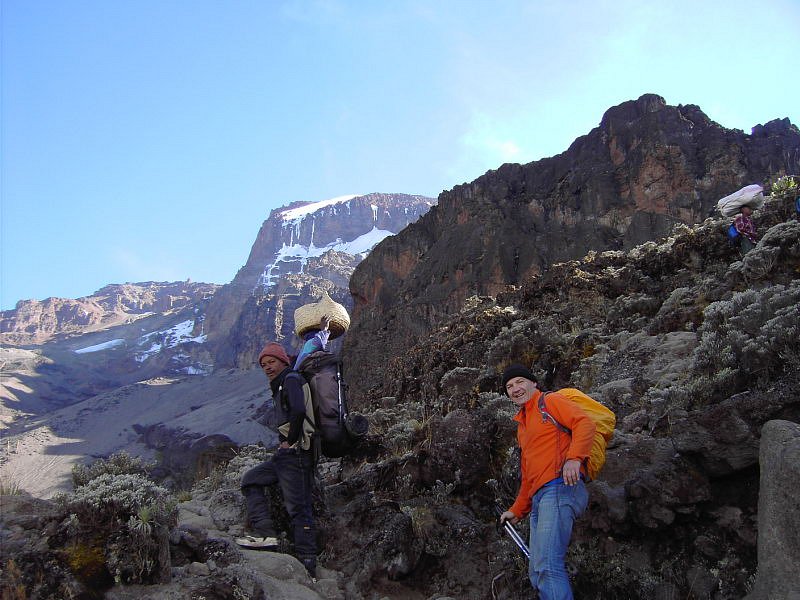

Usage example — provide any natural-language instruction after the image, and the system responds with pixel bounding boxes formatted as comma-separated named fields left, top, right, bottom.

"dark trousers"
left=241, top=447, right=317, bottom=561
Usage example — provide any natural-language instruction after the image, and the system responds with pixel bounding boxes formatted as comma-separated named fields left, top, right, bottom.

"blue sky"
left=2, top=0, right=799, bottom=310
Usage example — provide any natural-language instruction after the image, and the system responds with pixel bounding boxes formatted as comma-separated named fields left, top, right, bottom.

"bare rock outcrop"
left=0, top=449, right=346, bottom=600
left=746, top=420, right=800, bottom=600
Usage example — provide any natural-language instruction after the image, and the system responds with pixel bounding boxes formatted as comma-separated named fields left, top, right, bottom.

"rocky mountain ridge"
left=1, top=282, right=221, bottom=422
left=344, top=93, right=800, bottom=405
left=0, top=281, right=218, bottom=347
left=204, top=192, right=435, bottom=367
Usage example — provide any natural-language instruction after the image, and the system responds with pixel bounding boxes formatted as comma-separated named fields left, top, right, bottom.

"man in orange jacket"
left=499, top=364, right=595, bottom=600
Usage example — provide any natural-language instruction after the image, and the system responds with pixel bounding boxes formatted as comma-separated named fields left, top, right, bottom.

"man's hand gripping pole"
left=495, top=505, right=530, bottom=560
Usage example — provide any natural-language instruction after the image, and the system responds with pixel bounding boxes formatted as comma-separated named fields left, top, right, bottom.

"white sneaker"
left=235, top=534, right=279, bottom=549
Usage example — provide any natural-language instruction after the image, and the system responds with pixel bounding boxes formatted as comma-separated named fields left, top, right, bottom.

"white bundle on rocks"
left=717, top=184, right=765, bottom=217
left=294, top=291, right=350, bottom=340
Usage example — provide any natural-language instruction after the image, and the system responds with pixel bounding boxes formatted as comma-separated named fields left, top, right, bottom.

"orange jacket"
left=509, top=389, right=596, bottom=519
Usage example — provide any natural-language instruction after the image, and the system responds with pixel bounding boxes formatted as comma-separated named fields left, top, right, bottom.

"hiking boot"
left=235, top=534, right=279, bottom=549
left=301, top=557, right=317, bottom=580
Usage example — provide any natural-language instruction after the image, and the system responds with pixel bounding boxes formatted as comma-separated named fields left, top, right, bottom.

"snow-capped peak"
left=279, top=194, right=360, bottom=223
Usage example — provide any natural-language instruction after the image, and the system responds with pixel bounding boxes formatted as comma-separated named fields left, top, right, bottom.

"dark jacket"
left=270, top=367, right=307, bottom=446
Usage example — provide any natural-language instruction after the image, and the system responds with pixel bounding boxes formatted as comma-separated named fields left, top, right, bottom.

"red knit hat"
left=258, top=342, right=290, bottom=367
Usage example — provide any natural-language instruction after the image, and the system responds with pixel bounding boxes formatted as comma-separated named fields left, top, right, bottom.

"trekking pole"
left=336, top=363, right=344, bottom=425
left=494, top=505, right=530, bottom=560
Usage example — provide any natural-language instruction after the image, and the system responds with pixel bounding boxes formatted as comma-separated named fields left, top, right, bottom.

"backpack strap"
left=300, top=381, right=316, bottom=430
left=288, top=371, right=316, bottom=425
left=537, top=392, right=571, bottom=434
left=539, top=391, right=594, bottom=479
left=280, top=372, right=317, bottom=431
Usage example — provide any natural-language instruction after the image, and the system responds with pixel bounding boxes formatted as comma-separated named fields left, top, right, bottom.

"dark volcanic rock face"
left=319, top=197, right=799, bottom=599
left=344, top=94, right=800, bottom=405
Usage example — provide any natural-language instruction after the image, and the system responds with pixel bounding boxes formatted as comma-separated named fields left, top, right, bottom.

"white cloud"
left=109, top=248, right=187, bottom=283
left=460, top=112, right=523, bottom=163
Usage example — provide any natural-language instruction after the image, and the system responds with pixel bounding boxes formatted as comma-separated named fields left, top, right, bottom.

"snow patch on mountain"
left=279, top=194, right=359, bottom=223
left=171, top=352, right=213, bottom=375
left=257, top=226, right=394, bottom=289
left=135, top=319, right=207, bottom=362
left=74, top=339, right=126, bottom=354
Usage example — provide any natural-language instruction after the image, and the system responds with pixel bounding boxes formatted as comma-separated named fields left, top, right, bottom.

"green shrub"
left=692, top=282, right=800, bottom=400
left=770, top=174, right=798, bottom=200
left=64, top=473, right=176, bottom=533
left=55, top=472, right=176, bottom=587
left=72, top=451, right=154, bottom=488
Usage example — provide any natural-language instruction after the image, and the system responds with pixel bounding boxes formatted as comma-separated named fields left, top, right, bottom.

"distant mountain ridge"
left=203, top=192, right=435, bottom=367
left=0, top=192, right=435, bottom=422
left=0, top=281, right=218, bottom=346
left=252, top=193, right=431, bottom=289
left=230, top=192, right=435, bottom=293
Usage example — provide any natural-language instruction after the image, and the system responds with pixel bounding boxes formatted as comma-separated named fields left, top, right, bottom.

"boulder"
left=747, top=420, right=800, bottom=600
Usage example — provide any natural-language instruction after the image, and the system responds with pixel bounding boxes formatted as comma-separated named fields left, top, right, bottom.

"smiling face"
left=505, top=376, right=538, bottom=406
left=260, top=355, right=287, bottom=381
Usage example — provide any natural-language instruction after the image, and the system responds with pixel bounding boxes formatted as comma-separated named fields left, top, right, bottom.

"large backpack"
left=538, top=388, right=616, bottom=480
left=296, top=350, right=368, bottom=458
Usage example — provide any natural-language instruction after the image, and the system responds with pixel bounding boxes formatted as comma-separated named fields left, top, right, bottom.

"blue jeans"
left=528, top=479, right=588, bottom=600
left=241, top=447, right=316, bottom=562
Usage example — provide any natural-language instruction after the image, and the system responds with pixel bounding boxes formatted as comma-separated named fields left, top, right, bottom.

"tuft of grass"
left=0, top=559, right=27, bottom=600
left=0, top=477, right=22, bottom=496
left=63, top=540, right=112, bottom=589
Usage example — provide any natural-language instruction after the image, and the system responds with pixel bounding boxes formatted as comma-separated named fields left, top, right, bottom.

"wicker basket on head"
left=294, top=291, right=350, bottom=340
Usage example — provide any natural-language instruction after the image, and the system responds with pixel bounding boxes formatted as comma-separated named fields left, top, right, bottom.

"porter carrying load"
left=717, top=184, right=765, bottom=217
left=293, top=292, right=367, bottom=457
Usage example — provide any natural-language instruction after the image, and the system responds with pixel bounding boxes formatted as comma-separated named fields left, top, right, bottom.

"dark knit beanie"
left=258, top=342, right=290, bottom=367
left=501, top=364, right=537, bottom=393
